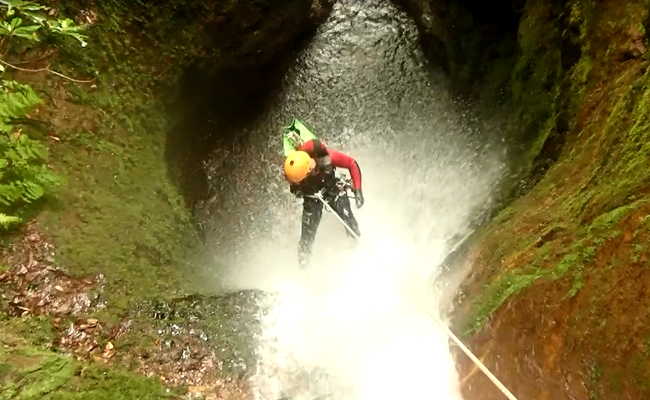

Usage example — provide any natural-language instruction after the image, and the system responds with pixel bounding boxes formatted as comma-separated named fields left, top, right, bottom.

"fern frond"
left=0, top=212, right=21, bottom=229
left=0, top=182, right=23, bottom=206
left=19, top=180, right=44, bottom=202
left=0, top=80, right=42, bottom=132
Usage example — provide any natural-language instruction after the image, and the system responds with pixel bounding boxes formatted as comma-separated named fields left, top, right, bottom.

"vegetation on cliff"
left=0, top=0, right=331, bottom=397
left=397, top=0, right=650, bottom=398
left=0, top=1, right=86, bottom=230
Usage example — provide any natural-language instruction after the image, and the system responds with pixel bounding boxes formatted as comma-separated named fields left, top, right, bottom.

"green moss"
left=0, top=314, right=56, bottom=348
left=464, top=201, right=639, bottom=335
left=590, top=200, right=647, bottom=233
left=504, top=2, right=567, bottom=172
left=26, top=2, right=213, bottom=312
left=49, top=364, right=178, bottom=400
left=587, top=361, right=604, bottom=400
left=40, top=115, right=201, bottom=309
left=0, top=317, right=177, bottom=399
left=0, top=348, right=176, bottom=399
left=552, top=245, right=595, bottom=278
left=566, top=55, right=593, bottom=119
left=642, top=215, right=650, bottom=229
left=464, top=267, right=545, bottom=335
left=567, top=267, right=585, bottom=298
left=0, top=348, right=77, bottom=399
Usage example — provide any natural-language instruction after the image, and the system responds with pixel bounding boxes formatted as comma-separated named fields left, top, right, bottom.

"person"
left=281, top=119, right=364, bottom=267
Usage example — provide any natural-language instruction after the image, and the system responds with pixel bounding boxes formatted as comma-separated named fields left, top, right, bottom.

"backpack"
left=282, top=118, right=318, bottom=156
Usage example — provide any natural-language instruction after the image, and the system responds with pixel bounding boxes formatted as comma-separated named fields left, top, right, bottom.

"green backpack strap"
left=282, top=118, right=318, bottom=156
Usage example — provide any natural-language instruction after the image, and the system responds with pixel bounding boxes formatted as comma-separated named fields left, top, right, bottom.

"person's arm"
left=328, top=149, right=361, bottom=189
left=299, top=139, right=328, bottom=158
left=328, top=149, right=364, bottom=208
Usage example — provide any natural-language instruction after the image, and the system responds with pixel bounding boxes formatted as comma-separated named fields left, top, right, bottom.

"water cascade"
left=197, top=1, right=510, bottom=398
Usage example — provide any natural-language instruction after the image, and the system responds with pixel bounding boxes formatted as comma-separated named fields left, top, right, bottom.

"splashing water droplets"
left=201, top=0, right=508, bottom=398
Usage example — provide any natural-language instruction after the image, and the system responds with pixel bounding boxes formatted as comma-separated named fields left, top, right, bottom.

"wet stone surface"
left=1, top=225, right=269, bottom=398
left=111, top=291, right=267, bottom=398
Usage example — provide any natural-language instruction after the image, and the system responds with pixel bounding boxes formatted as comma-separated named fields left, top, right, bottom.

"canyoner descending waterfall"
left=198, top=0, right=509, bottom=398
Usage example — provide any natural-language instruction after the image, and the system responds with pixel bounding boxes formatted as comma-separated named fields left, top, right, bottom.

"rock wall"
left=398, top=0, right=650, bottom=398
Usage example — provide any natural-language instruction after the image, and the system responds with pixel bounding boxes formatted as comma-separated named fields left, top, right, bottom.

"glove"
left=353, top=189, right=364, bottom=208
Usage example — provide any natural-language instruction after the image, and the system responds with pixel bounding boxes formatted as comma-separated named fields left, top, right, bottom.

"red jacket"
left=298, top=139, right=362, bottom=191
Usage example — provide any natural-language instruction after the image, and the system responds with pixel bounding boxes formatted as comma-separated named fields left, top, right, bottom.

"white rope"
left=308, top=191, right=360, bottom=240
left=441, top=323, right=519, bottom=400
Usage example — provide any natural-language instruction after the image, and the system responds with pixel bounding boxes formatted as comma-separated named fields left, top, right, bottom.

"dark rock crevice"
left=163, top=0, right=334, bottom=212
left=394, top=0, right=524, bottom=95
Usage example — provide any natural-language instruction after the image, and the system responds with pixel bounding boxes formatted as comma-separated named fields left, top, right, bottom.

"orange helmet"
left=284, top=151, right=315, bottom=184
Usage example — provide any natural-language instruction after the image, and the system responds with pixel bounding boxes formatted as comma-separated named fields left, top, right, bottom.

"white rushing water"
left=233, top=134, right=503, bottom=399
left=204, top=0, right=509, bottom=398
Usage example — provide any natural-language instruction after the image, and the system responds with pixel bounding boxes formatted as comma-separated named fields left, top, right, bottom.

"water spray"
left=309, top=188, right=519, bottom=400
left=211, top=1, right=516, bottom=398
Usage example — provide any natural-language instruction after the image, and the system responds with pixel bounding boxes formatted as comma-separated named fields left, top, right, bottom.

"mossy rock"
left=0, top=322, right=176, bottom=400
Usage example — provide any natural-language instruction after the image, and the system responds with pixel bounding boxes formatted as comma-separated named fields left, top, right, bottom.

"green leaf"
left=0, top=0, right=45, bottom=11
left=0, top=182, right=22, bottom=205
left=0, top=80, right=42, bottom=132
left=12, top=23, right=39, bottom=40
left=21, top=180, right=44, bottom=201
left=0, top=20, right=12, bottom=35
left=46, top=18, right=88, bottom=47
left=19, top=3, right=46, bottom=12
left=9, top=16, right=21, bottom=30
left=0, top=212, right=21, bottom=229
left=21, top=10, right=46, bottom=25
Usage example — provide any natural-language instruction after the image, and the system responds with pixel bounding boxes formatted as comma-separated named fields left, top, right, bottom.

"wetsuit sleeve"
left=328, top=149, right=362, bottom=190
left=298, top=139, right=328, bottom=158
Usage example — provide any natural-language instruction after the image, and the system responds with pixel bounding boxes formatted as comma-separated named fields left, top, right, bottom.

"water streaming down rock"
left=199, top=0, right=508, bottom=398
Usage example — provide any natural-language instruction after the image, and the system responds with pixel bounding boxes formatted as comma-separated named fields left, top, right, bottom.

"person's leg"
left=298, top=197, right=323, bottom=267
left=331, top=193, right=360, bottom=238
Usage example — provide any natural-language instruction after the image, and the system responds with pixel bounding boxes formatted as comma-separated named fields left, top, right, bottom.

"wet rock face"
left=166, top=0, right=335, bottom=209
left=391, top=0, right=537, bottom=193
left=191, top=0, right=506, bottom=267
left=393, top=0, right=523, bottom=91
left=112, top=291, right=267, bottom=397
left=427, top=1, right=650, bottom=400
left=202, top=0, right=335, bottom=69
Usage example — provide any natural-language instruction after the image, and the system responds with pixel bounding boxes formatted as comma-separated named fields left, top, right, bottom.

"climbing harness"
left=307, top=181, right=359, bottom=240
